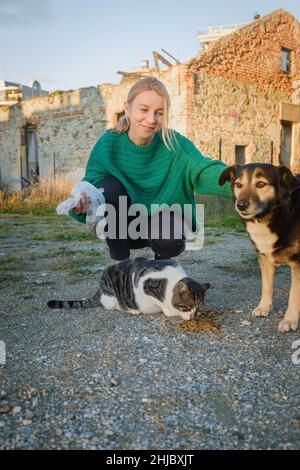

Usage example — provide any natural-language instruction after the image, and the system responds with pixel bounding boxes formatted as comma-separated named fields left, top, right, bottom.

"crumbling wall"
left=21, top=87, right=107, bottom=183
left=187, top=72, right=288, bottom=165
left=0, top=87, right=107, bottom=190
left=186, top=9, right=300, bottom=170
left=192, top=9, right=300, bottom=93
left=0, top=105, right=23, bottom=190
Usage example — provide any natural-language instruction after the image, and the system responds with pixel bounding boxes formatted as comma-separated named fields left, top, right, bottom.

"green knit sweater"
left=69, top=129, right=232, bottom=229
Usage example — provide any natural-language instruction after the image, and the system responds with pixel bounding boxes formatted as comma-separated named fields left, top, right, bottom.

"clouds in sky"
left=0, top=0, right=53, bottom=27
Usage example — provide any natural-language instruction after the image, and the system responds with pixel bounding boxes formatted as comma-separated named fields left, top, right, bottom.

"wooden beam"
left=117, top=71, right=143, bottom=78
left=152, top=52, right=160, bottom=72
left=161, top=48, right=181, bottom=64
left=152, top=51, right=172, bottom=67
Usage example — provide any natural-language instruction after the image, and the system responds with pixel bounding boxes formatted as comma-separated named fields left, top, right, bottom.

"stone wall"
left=186, top=71, right=290, bottom=165
left=0, top=105, right=23, bottom=189
left=0, top=87, right=107, bottom=190
left=0, top=69, right=188, bottom=190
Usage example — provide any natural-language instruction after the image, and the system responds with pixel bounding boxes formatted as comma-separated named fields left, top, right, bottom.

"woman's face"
left=125, top=90, right=165, bottom=146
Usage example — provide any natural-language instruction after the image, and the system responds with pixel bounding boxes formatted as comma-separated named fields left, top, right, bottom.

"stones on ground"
left=1, top=217, right=299, bottom=449
left=22, top=419, right=32, bottom=426
left=241, top=320, right=251, bottom=326
left=0, top=405, right=12, bottom=414
left=11, top=406, right=22, bottom=416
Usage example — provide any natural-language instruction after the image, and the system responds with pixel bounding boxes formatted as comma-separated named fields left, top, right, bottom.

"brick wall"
left=190, top=9, right=300, bottom=93
left=186, top=71, right=288, bottom=165
left=185, top=9, right=300, bottom=169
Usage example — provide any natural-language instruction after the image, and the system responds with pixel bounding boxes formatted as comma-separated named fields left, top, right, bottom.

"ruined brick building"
left=0, top=9, right=300, bottom=190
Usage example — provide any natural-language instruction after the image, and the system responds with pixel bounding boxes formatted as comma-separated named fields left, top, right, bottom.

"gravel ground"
left=0, top=214, right=299, bottom=450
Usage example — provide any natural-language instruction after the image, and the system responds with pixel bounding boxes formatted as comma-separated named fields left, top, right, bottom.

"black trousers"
left=101, top=176, right=186, bottom=261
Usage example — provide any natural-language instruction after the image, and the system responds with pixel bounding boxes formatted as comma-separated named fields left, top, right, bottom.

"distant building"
left=0, top=80, right=48, bottom=105
left=198, top=23, right=246, bottom=51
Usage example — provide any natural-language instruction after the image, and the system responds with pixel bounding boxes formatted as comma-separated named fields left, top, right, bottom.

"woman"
left=70, top=77, right=231, bottom=261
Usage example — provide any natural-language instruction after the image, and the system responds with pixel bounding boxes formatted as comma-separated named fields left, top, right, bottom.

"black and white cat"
left=47, top=257, right=210, bottom=320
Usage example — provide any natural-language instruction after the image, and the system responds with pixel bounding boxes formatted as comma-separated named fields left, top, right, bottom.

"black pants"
left=101, top=176, right=186, bottom=261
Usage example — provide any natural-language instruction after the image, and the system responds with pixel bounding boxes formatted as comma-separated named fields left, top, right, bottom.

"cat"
left=47, top=257, right=210, bottom=321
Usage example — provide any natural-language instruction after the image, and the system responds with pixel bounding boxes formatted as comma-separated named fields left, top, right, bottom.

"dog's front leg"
left=252, top=253, right=275, bottom=318
left=278, top=264, right=300, bottom=332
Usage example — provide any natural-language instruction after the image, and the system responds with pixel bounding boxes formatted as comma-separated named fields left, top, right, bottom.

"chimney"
left=141, top=59, right=149, bottom=69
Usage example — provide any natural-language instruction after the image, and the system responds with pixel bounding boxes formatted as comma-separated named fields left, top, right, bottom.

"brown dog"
left=219, top=163, right=300, bottom=332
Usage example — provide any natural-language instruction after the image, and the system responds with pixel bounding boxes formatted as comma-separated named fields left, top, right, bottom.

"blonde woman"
left=70, top=77, right=231, bottom=261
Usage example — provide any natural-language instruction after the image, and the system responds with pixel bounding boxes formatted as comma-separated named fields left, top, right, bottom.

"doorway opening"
left=279, top=121, right=292, bottom=167
left=21, top=125, right=39, bottom=188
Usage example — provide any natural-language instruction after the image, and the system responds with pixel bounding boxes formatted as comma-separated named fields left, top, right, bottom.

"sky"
left=1, top=0, right=300, bottom=92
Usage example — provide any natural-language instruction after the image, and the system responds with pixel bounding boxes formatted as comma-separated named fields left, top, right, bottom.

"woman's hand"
left=71, top=192, right=89, bottom=215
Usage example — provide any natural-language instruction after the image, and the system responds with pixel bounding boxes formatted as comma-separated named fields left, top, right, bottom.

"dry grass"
left=0, top=181, right=243, bottom=232
left=0, top=178, right=73, bottom=215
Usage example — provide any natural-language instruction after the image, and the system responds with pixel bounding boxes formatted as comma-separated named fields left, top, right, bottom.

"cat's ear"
left=178, top=282, right=188, bottom=294
left=177, top=281, right=190, bottom=299
left=193, top=281, right=211, bottom=294
left=201, top=283, right=211, bottom=294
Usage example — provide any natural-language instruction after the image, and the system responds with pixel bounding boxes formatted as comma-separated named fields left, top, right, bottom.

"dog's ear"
left=218, top=165, right=240, bottom=187
left=278, top=165, right=300, bottom=193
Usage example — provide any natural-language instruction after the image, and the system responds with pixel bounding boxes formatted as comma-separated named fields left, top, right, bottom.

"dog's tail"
left=47, top=290, right=102, bottom=309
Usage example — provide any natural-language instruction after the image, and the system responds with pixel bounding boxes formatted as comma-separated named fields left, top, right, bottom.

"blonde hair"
left=111, top=77, right=177, bottom=151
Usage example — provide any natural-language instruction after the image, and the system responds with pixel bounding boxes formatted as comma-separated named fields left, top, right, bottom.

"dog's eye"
left=256, top=181, right=267, bottom=188
left=235, top=182, right=242, bottom=188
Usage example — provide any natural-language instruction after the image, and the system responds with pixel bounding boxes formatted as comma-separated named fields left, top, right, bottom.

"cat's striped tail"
left=47, top=291, right=102, bottom=309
